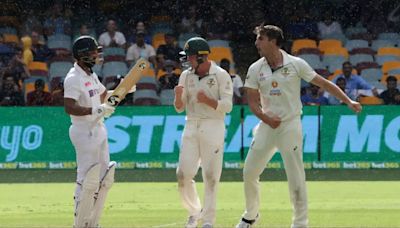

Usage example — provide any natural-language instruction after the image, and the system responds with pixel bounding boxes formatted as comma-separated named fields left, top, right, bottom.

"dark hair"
left=342, top=61, right=352, bottom=67
left=35, top=78, right=45, bottom=87
left=254, top=24, right=284, bottom=46
left=336, top=77, right=346, bottom=83
left=386, top=75, right=397, bottom=83
left=220, top=58, right=230, bottom=65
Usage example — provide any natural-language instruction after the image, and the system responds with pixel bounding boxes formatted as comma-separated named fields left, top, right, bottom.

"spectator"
left=26, top=78, right=52, bottom=106
left=7, top=47, right=30, bottom=83
left=31, top=30, right=55, bottom=62
left=128, top=21, right=152, bottom=45
left=377, top=76, right=400, bottom=105
left=156, top=33, right=182, bottom=68
left=43, top=2, right=72, bottom=36
left=0, top=33, right=14, bottom=67
left=317, top=11, right=343, bottom=38
left=205, top=11, right=233, bottom=40
left=0, top=73, right=24, bottom=106
left=158, top=60, right=179, bottom=90
left=328, top=77, right=357, bottom=105
left=301, top=83, right=329, bottom=105
left=20, top=9, right=43, bottom=36
left=220, top=58, right=244, bottom=104
left=98, top=19, right=126, bottom=48
left=73, top=24, right=93, bottom=41
left=333, top=61, right=378, bottom=96
left=179, top=5, right=204, bottom=34
left=21, top=36, right=33, bottom=65
left=126, top=31, right=157, bottom=70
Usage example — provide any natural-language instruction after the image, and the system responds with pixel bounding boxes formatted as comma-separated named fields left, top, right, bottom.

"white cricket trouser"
left=177, top=119, right=225, bottom=225
left=69, top=122, right=110, bottom=207
left=242, top=117, right=308, bottom=228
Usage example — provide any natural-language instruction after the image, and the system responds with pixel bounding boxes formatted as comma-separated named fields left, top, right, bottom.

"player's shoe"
left=235, top=214, right=259, bottom=228
left=202, top=223, right=213, bottom=228
left=185, top=214, right=200, bottom=228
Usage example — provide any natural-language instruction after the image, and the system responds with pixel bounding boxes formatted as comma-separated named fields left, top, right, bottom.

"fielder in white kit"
left=64, top=36, right=116, bottom=228
left=174, top=37, right=233, bottom=228
left=235, top=25, right=362, bottom=228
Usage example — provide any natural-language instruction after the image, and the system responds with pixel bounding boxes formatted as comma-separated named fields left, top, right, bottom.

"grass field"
left=1, top=181, right=400, bottom=228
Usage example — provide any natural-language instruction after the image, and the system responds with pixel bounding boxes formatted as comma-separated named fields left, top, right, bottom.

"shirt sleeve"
left=63, top=76, right=81, bottom=100
left=96, top=74, right=106, bottom=94
left=174, top=71, right=187, bottom=113
left=126, top=46, right=134, bottom=61
left=216, top=71, right=233, bottom=113
left=117, top=32, right=126, bottom=45
left=148, top=45, right=156, bottom=57
left=296, top=58, right=317, bottom=82
left=244, top=64, right=259, bottom=89
left=356, top=76, right=372, bottom=89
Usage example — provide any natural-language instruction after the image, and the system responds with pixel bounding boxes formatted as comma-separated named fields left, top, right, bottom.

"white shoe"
left=185, top=214, right=200, bottom=228
left=202, top=223, right=213, bottom=228
left=235, top=214, right=259, bottom=228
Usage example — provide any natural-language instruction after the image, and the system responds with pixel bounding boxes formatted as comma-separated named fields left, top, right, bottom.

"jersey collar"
left=74, top=62, right=93, bottom=77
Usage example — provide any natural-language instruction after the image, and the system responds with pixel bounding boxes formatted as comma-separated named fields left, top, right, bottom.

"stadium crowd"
left=0, top=0, right=400, bottom=106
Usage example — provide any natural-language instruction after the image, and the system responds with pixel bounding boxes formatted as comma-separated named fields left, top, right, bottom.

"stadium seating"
left=152, top=33, right=166, bottom=49
left=133, top=89, right=160, bottom=105
left=381, top=61, right=400, bottom=74
left=377, top=47, right=400, bottom=57
left=103, top=47, right=125, bottom=62
left=298, top=54, right=324, bottom=69
left=3, top=34, right=19, bottom=45
left=345, top=39, right=369, bottom=51
left=375, top=55, right=400, bottom=66
left=381, top=74, right=400, bottom=84
left=359, top=96, right=383, bottom=105
left=136, top=76, right=158, bottom=91
left=319, top=39, right=342, bottom=52
left=208, top=39, right=230, bottom=48
left=360, top=68, right=383, bottom=82
left=349, top=54, right=374, bottom=66
left=160, top=89, right=175, bottom=105
left=49, top=61, right=73, bottom=89
left=323, top=47, right=349, bottom=58
left=28, top=61, right=48, bottom=77
left=371, top=39, right=396, bottom=51
left=102, top=61, right=128, bottom=77
left=377, top=32, right=400, bottom=42
left=291, top=39, right=317, bottom=54
left=209, top=47, right=234, bottom=63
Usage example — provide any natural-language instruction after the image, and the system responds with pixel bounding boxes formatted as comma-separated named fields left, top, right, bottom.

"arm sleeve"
left=63, top=76, right=81, bottom=100
left=216, top=71, right=233, bottom=113
left=174, top=72, right=187, bottom=113
left=126, top=46, right=134, bottom=61
left=148, top=45, right=156, bottom=57
left=296, top=58, right=317, bottom=82
left=357, top=76, right=372, bottom=89
left=244, top=65, right=259, bottom=89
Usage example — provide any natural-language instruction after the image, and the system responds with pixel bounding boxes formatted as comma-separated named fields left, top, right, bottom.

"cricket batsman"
left=174, top=37, right=233, bottom=228
left=64, top=36, right=118, bottom=228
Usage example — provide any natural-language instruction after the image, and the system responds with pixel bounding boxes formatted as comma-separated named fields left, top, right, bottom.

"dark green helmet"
left=180, top=37, right=210, bottom=56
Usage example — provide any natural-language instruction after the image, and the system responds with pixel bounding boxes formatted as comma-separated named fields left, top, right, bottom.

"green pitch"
left=0, top=182, right=399, bottom=227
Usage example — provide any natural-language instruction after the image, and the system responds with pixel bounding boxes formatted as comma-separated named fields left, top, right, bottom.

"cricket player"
left=64, top=36, right=116, bottom=228
left=174, top=37, right=233, bottom=228
left=235, top=25, right=362, bottom=228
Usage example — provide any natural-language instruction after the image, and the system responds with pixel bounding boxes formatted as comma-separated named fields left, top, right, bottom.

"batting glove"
left=92, top=103, right=115, bottom=118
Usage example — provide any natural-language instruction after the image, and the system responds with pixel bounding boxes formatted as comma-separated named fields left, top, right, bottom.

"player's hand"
left=174, top=85, right=184, bottom=98
left=347, top=100, right=362, bottom=113
left=92, top=103, right=115, bottom=118
left=197, top=90, right=209, bottom=104
left=264, top=114, right=281, bottom=129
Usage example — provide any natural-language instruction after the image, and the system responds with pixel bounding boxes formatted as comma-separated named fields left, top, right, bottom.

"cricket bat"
left=90, top=58, right=150, bottom=130
left=107, top=58, right=150, bottom=107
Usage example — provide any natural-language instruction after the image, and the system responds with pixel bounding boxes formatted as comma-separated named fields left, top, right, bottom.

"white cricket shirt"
left=64, top=63, right=106, bottom=125
left=245, top=50, right=316, bottom=121
left=175, top=62, right=233, bottom=120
